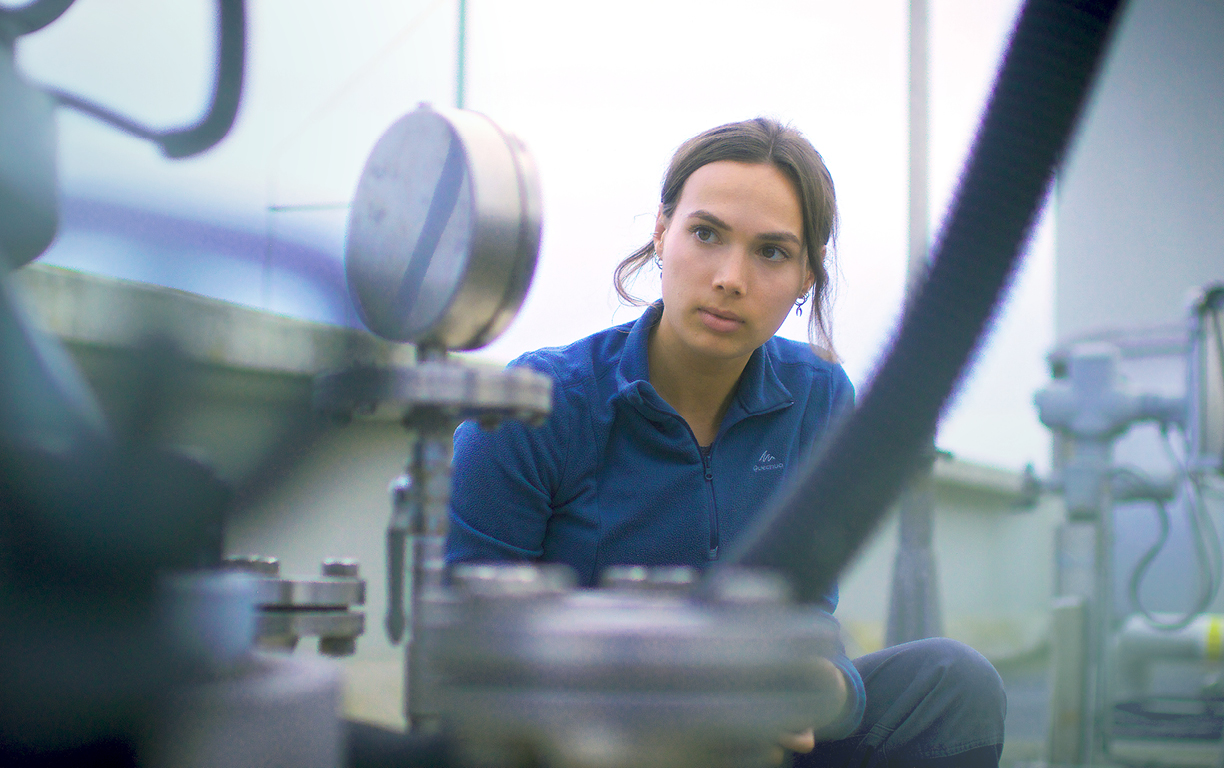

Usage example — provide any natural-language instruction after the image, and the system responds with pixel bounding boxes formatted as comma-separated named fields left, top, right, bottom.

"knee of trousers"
left=884, top=637, right=1007, bottom=732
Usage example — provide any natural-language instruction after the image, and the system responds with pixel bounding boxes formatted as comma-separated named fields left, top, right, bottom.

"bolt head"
left=319, top=636, right=357, bottom=657
left=223, top=555, right=280, bottom=576
left=322, top=558, right=360, bottom=577
left=452, top=563, right=575, bottom=599
left=704, top=568, right=792, bottom=605
left=600, top=565, right=697, bottom=592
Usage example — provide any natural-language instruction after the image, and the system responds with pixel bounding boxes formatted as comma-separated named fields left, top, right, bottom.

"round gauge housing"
left=345, top=105, right=541, bottom=350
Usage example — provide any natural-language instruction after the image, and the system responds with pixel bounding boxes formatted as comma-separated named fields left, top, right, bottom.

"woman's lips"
left=698, top=307, right=744, bottom=333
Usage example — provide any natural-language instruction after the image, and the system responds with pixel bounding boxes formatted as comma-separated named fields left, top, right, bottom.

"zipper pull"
left=708, top=545, right=719, bottom=560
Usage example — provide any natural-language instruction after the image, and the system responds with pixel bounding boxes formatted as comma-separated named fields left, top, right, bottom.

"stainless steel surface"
left=428, top=566, right=845, bottom=768
left=345, top=104, right=542, bottom=350
left=314, top=361, right=552, bottom=426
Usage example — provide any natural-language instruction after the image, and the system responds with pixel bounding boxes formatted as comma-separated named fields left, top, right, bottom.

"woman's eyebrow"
left=688, top=210, right=731, bottom=230
left=758, top=231, right=802, bottom=246
left=687, top=210, right=802, bottom=246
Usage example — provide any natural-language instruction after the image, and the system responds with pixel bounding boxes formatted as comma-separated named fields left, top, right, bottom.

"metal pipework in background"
left=1035, top=342, right=1189, bottom=765
left=1114, top=613, right=1224, bottom=700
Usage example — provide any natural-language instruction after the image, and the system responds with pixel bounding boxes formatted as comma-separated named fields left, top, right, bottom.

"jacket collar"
left=613, top=303, right=794, bottom=423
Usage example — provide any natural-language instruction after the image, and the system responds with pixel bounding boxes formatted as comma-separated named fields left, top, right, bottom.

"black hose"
left=716, top=0, right=1128, bottom=603
left=47, top=0, right=245, bottom=159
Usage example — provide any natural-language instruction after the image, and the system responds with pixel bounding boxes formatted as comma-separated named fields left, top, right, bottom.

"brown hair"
left=614, top=117, right=838, bottom=359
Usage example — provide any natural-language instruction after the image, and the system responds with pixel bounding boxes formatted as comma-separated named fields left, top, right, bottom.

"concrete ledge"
left=933, top=453, right=1029, bottom=508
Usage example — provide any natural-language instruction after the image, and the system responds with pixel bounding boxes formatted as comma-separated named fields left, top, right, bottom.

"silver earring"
left=794, top=295, right=808, bottom=317
left=654, top=251, right=662, bottom=268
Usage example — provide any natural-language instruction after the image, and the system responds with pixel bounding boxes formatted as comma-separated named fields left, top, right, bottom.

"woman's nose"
left=713, top=252, right=748, bottom=295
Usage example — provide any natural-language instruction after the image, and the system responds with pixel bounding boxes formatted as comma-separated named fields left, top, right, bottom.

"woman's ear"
left=801, top=246, right=823, bottom=295
left=652, top=205, right=668, bottom=252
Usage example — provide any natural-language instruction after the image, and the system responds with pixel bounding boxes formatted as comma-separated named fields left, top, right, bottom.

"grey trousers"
left=797, top=638, right=1007, bottom=768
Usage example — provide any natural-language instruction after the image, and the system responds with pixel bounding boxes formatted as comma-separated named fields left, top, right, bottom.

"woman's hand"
left=779, top=729, right=817, bottom=753
left=771, top=656, right=850, bottom=762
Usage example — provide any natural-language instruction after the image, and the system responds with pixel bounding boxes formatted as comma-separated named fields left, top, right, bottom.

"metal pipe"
left=405, top=426, right=454, bottom=733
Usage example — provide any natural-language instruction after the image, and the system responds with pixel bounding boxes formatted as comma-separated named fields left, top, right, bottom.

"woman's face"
left=653, top=160, right=815, bottom=368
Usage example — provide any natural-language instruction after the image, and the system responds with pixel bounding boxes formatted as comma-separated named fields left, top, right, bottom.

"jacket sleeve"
left=817, top=363, right=866, bottom=739
left=447, top=356, right=568, bottom=564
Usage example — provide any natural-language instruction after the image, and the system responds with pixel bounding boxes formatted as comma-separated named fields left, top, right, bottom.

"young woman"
left=448, top=118, right=1006, bottom=768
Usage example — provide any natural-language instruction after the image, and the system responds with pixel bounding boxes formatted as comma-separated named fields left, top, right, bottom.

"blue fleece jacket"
left=447, top=302, right=864, bottom=736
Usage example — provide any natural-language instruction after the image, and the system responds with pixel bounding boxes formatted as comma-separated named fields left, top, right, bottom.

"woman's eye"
left=761, top=245, right=789, bottom=261
left=692, top=226, right=716, bottom=243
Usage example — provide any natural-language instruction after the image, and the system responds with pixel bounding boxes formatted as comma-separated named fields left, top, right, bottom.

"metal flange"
left=427, top=565, right=846, bottom=768
left=313, top=361, right=551, bottom=427
left=222, top=556, right=367, bottom=657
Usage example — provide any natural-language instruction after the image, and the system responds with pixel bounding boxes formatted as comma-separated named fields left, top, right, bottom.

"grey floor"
left=996, top=652, right=1053, bottom=765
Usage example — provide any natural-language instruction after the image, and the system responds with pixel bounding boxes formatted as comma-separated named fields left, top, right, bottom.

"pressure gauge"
left=345, top=105, right=541, bottom=350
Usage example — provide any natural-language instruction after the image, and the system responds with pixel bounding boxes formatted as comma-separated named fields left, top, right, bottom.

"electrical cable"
left=1120, top=461, right=1217, bottom=630
left=1129, top=427, right=1224, bottom=630
left=714, top=0, right=1128, bottom=603
left=41, top=0, right=244, bottom=159
left=1123, top=470, right=1173, bottom=626
left=1165, top=426, right=1224, bottom=592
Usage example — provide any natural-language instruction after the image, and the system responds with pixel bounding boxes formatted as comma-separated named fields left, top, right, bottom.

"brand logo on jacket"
left=753, top=450, right=783, bottom=472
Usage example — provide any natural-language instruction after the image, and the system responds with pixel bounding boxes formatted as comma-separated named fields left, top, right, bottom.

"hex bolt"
left=322, top=558, right=360, bottom=578
left=451, top=563, right=576, bottom=599
left=258, top=635, right=299, bottom=653
left=704, top=567, right=792, bottom=605
left=319, top=636, right=358, bottom=657
left=223, top=555, right=280, bottom=576
left=601, top=565, right=697, bottom=592
left=390, top=475, right=412, bottom=503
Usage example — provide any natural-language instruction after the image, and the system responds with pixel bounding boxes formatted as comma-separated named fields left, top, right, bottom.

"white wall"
left=1057, top=0, right=1224, bottom=340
